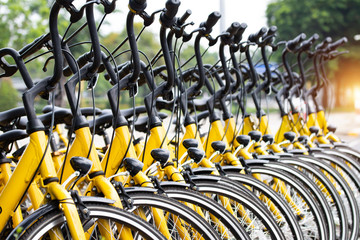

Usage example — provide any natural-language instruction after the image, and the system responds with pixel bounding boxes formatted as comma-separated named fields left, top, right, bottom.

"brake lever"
left=207, top=32, right=230, bottom=46
left=139, top=9, right=164, bottom=27
left=0, top=57, right=18, bottom=77
left=64, top=0, right=101, bottom=23
left=100, top=0, right=116, bottom=14
left=182, top=27, right=205, bottom=42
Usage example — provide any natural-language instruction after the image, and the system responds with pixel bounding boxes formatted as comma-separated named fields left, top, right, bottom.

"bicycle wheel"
left=125, top=191, right=222, bottom=240
left=222, top=173, right=304, bottom=240
left=295, top=154, right=360, bottom=240
left=188, top=177, right=286, bottom=240
left=279, top=157, right=349, bottom=240
left=18, top=203, right=167, bottom=240
left=263, top=162, right=336, bottom=239
left=162, top=186, right=251, bottom=240
left=246, top=165, right=329, bottom=240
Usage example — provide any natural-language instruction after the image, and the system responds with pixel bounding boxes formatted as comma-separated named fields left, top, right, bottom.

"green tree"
left=266, top=0, right=360, bottom=108
left=0, top=0, right=51, bottom=49
left=266, top=0, right=360, bottom=45
left=0, top=78, right=20, bottom=111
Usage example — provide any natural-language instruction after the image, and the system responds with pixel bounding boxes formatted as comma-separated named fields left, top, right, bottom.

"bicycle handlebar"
left=265, top=26, right=277, bottom=37
left=259, top=26, right=277, bottom=46
left=177, top=9, right=192, bottom=25
left=0, top=48, right=33, bottom=89
left=315, top=37, right=332, bottom=50
left=200, top=11, right=221, bottom=35
left=233, top=23, right=247, bottom=43
left=248, top=27, right=267, bottom=43
left=226, top=22, right=241, bottom=38
left=160, top=0, right=181, bottom=27
left=19, top=33, right=51, bottom=60
left=327, top=37, right=347, bottom=52
left=297, top=33, right=319, bottom=52
left=286, top=33, right=306, bottom=52
left=129, top=0, right=147, bottom=12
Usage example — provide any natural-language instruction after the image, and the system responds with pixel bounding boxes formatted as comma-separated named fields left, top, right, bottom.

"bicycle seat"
left=187, top=147, right=205, bottom=163
left=172, top=110, right=210, bottom=125
left=248, top=131, right=262, bottom=142
left=88, top=112, right=113, bottom=134
left=284, top=132, right=296, bottom=143
left=182, top=139, right=198, bottom=149
left=0, top=129, right=28, bottom=151
left=16, top=108, right=73, bottom=129
left=211, top=141, right=226, bottom=154
left=123, top=157, right=144, bottom=177
left=39, top=108, right=73, bottom=126
left=156, top=98, right=174, bottom=111
left=192, top=110, right=210, bottom=123
left=188, top=98, right=210, bottom=112
left=134, top=112, right=168, bottom=133
left=236, top=135, right=251, bottom=147
left=77, top=107, right=103, bottom=117
left=151, top=148, right=170, bottom=165
left=0, top=107, right=27, bottom=128
left=42, top=105, right=102, bottom=117
left=262, top=134, right=274, bottom=144
left=120, top=105, right=146, bottom=119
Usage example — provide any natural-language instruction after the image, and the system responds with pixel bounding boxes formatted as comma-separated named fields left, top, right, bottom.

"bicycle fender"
left=6, top=196, right=115, bottom=240
left=191, top=167, right=216, bottom=175
left=124, top=186, right=158, bottom=194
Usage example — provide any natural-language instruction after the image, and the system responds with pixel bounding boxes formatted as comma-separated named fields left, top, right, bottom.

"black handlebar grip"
left=129, top=0, right=147, bottom=12
left=134, top=0, right=146, bottom=4
left=286, top=33, right=306, bottom=51
left=298, top=34, right=319, bottom=52
left=248, top=27, right=267, bottom=43
left=177, top=9, right=192, bottom=25
left=164, top=0, right=181, bottom=20
left=327, top=37, right=348, bottom=51
left=315, top=37, right=332, bottom=50
left=225, top=22, right=241, bottom=38
left=309, top=33, right=320, bottom=42
left=234, top=23, right=247, bottom=43
left=297, top=39, right=311, bottom=52
left=266, top=26, right=277, bottom=37
left=202, top=11, right=221, bottom=32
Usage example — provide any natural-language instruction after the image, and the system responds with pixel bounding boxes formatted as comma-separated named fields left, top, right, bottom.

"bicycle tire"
left=246, top=165, right=329, bottom=240
left=279, top=157, right=349, bottom=240
left=125, top=191, right=222, bottom=240
left=18, top=203, right=167, bottom=240
left=162, top=186, right=251, bottom=240
left=264, top=161, right=336, bottom=240
left=188, top=178, right=286, bottom=240
left=296, top=154, right=360, bottom=240
left=222, top=173, right=305, bottom=240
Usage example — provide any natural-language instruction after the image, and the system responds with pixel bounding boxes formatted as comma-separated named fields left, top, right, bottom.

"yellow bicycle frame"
left=0, top=131, right=86, bottom=240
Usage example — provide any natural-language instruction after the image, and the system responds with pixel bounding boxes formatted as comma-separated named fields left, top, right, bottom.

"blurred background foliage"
left=0, top=0, right=217, bottom=111
left=266, top=0, right=360, bottom=108
left=0, top=0, right=359, bottom=111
